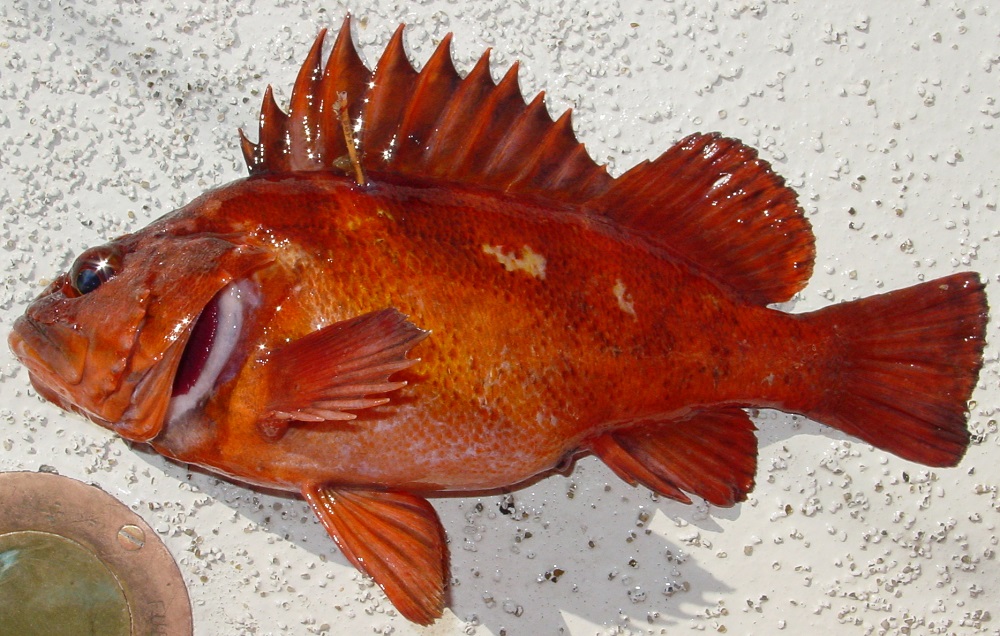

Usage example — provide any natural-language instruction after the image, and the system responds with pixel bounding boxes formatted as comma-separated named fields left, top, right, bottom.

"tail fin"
left=807, top=272, right=988, bottom=467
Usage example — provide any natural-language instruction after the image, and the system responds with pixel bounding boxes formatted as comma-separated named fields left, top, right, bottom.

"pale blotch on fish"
left=481, top=244, right=547, bottom=279
left=613, top=279, right=637, bottom=317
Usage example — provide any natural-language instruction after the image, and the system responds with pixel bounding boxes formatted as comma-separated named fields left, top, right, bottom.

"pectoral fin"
left=259, top=308, right=428, bottom=440
left=589, top=408, right=758, bottom=507
left=302, top=485, right=448, bottom=625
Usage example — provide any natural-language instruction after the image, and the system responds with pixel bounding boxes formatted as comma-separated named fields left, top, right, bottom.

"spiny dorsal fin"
left=584, top=133, right=816, bottom=305
left=240, top=16, right=613, bottom=205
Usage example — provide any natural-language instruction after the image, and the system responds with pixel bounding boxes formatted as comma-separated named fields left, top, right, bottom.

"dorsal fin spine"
left=320, top=18, right=368, bottom=167
left=508, top=108, right=566, bottom=188
left=238, top=129, right=255, bottom=168
left=288, top=30, right=327, bottom=170
left=424, top=51, right=494, bottom=177
left=361, top=26, right=416, bottom=162
left=391, top=35, right=461, bottom=172
left=254, top=87, right=289, bottom=174
left=510, top=110, right=576, bottom=191
left=450, top=59, right=519, bottom=181
left=551, top=143, right=601, bottom=195
left=482, top=92, right=549, bottom=183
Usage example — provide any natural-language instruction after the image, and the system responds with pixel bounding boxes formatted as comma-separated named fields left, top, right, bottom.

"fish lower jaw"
left=166, top=279, right=256, bottom=424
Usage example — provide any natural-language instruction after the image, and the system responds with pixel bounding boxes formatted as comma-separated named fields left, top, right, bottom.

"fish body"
left=145, top=172, right=816, bottom=494
left=7, top=19, right=988, bottom=624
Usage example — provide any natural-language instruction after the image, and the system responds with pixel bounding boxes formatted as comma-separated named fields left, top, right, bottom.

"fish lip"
left=9, top=314, right=86, bottom=386
left=8, top=316, right=44, bottom=373
left=8, top=314, right=114, bottom=427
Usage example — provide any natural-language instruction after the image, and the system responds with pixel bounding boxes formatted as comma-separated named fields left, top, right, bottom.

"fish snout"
left=8, top=313, right=89, bottom=402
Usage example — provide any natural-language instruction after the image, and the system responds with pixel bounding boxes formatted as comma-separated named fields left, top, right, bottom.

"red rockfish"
left=8, top=18, right=988, bottom=624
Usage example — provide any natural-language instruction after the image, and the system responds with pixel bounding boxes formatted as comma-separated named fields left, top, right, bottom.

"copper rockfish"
left=8, top=17, right=988, bottom=624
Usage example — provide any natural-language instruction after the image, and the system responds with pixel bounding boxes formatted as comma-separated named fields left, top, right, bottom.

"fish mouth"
left=8, top=316, right=101, bottom=421
left=167, top=279, right=259, bottom=423
left=9, top=315, right=87, bottom=388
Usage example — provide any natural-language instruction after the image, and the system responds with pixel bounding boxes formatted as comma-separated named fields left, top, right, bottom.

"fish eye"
left=68, top=246, right=122, bottom=296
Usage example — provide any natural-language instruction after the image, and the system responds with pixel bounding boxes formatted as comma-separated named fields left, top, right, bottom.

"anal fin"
left=259, top=308, right=428, bottom=440
left=589, top=408, right=758, bottom=507
left=302, top=485, right=448, bottom=625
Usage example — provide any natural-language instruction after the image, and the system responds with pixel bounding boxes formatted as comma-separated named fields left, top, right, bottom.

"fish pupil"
left=74, top=268, right=104, bottom=294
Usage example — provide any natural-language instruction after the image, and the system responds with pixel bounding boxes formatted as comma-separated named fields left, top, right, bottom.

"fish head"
left=8, top=227, right=273, bottom=442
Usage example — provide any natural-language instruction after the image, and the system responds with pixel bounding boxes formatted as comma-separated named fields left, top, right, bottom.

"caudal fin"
left=807, top=272, right=988, bottom=467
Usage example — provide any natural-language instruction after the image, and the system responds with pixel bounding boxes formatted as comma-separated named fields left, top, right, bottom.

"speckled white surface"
left=1, top=1, right=998, bottom=634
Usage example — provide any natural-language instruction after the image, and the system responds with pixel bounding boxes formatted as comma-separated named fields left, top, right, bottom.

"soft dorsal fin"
left=239, top=16, right=613, bottom=205
left=584, top=133, right=816, bottom=305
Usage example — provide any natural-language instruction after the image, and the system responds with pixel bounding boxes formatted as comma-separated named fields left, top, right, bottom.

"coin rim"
left=0, top=471, right=193, bottom=635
